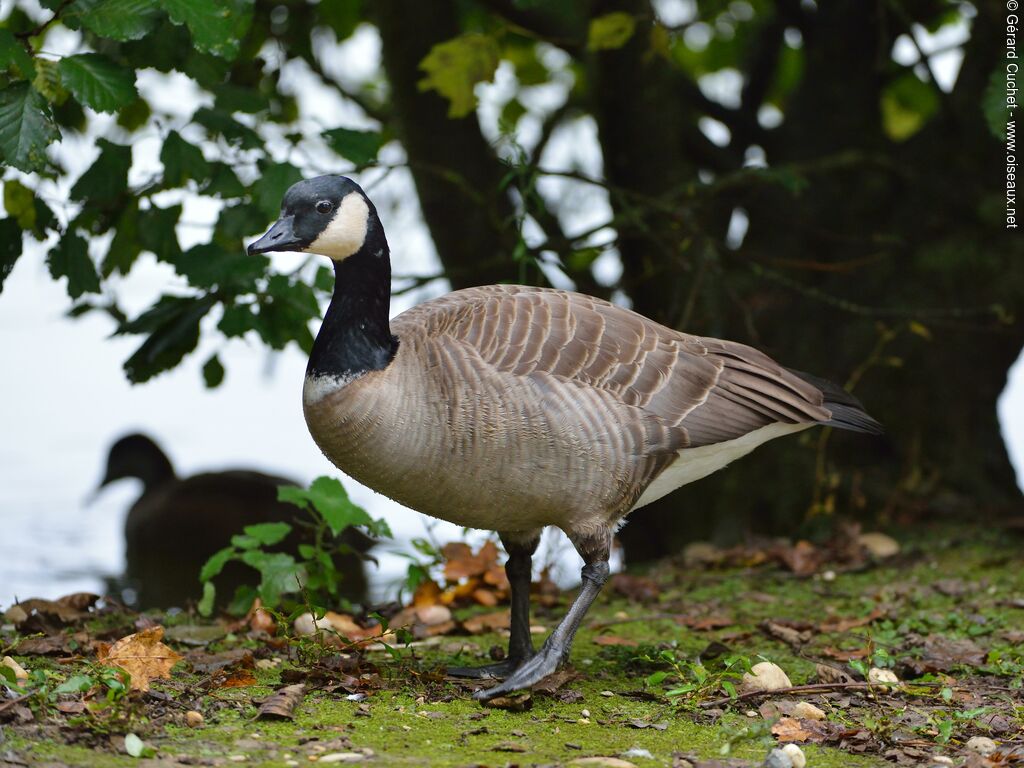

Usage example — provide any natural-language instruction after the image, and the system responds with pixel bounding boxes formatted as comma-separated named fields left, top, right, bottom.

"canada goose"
left=96, top=433, right=372, bottom=609
left=248, top=176, right=882, bottom=700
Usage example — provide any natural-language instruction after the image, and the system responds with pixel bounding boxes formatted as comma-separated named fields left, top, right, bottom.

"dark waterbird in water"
left=248, top=175, right=883, bottom=700
left=96, top=433, right=373, bottom=609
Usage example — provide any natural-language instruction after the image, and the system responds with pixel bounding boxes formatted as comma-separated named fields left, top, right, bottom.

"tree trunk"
left=374, top=0, right=518, bottom=288
left=617, top=1, right=1024, bottom=561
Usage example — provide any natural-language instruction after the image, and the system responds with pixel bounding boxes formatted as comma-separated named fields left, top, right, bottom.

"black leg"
left=447, top=531, right=540, bottom=679
left=474, top=529, right=612, bottom=700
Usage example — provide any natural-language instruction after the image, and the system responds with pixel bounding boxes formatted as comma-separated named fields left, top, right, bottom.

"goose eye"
left=315, top=200, right=333, bottom=214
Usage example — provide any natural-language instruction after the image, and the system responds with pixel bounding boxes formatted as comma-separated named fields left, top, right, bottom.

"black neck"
left=307, top=220, right=398, bottom=379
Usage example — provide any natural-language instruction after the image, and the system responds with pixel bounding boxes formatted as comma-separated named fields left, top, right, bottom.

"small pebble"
left=822, top=569, right=836, bottom=582
left=184, top=710, right=204, bottom=728
left=318, top=754, right=365, bottom=764
left=622, top=748, right=654, bottom=759
left=1, top=656, right=28, bottom=683
left=868, top=667, right=899, bottom=684
left=858, top=531, right=900, bottom=558
left=742, top=661, right=792, bottom=692
left=792, top=701, right=826, bottom=721
left=581, top=709, right=591, bottom=718
left=930, top=757, right=954, bottom=767
left=966, top=736, right=997, bottom=756
left=600, top=690, right=615, bottom=697
left=781, top=744, right=806, bottom=768
left=746, top=710, right=759, bottom=718
left=763, top=748, right=793, bottom=768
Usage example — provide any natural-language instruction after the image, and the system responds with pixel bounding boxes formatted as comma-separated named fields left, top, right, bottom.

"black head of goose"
left=249, top=176, right=882, bottom=700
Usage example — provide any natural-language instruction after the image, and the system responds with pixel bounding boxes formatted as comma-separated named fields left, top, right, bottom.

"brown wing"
left=393, top=285, right=830, bottom=450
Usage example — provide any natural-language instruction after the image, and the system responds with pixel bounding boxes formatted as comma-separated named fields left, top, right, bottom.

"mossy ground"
left=3, top=523, right=1023, bottom=767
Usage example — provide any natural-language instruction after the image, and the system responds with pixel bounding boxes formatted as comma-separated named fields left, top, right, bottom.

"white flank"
left=309, top=193, right=369, bottom=261
left=630, top=422, right=812, bottom=510
left=303, top=371, right=362, bottom=406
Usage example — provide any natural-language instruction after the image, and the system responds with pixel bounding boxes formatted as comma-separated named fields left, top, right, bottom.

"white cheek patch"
left=309, top=193, right=369, bottom=260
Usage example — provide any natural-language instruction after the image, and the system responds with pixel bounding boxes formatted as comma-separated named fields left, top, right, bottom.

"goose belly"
left=301, top=371, right=628, bottom=532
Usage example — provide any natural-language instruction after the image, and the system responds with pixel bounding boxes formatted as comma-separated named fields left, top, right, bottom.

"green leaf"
left=212, top=82, right=269, bottom=114
left=138, top=204, right=182, bottom=262
left=78, top=0, right=162, bottom=41
left=202, top=353, right=224, bottom=387
left=0, top=29, right=36, bottom=80
left=55, top=674, right=94, bottom=694
left=279, top=476, right=373, bottom=537
left=47, top=232, right=100, bottom=299
left=33, top=59, right=68, bottom=105
left=324, top=127, right=384, bottom=166
left=173, top=241, right=267, bottom=289
left=217, top=202, right=265, bottom=239
left=318, top=0, right=363, bottom=41
left=255, top=274, right=318, bottom=351
left=58, top=53, right=137, bottom=113
left=252, top=162, right=303, bottom=219
left=194, top=107, right=261, bottom=149
left=880, top=72, right=938, bottom=141
left=243, top=522, right=292, bottom=546
left=197, top=581, right=216, bottom=617
left=240, top=550, right=302, bottom=607
left=0, top=83, right=59, bottom=172
left=160, top=130, right=210, bottom=187
left=199, top=545, right=235, bottom=582
left=71, top=138, right=131, bottom=202
left=121, top=294, right=216, bottom=383
left=418, top=33, right=500, bottom=118
left=219, top=302, right=257, bottom=337
left=3, top=180, right=35, bottom=230
left=204, top=162, right=245, bottom=198
left=227, top=584, right=257, bottom=616
left=163, top=0, right=253, bottom=61
left=499, top=97, right=527, bottom=130
left=0, top=664, right=17, bottom=686
left=587, top=12, right=637, bottom=51
left=0, top=218, right=21, bottom=294
left=983, top=67, right=1010, bottom=141
left=103, top=202, right=141, bottom=276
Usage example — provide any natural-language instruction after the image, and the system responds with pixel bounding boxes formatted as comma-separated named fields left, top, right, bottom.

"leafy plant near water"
left=197, top=476, right=391, bottom=616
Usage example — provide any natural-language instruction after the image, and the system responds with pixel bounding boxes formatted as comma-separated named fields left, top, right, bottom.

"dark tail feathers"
left=787, top=368, right=884, bottom=435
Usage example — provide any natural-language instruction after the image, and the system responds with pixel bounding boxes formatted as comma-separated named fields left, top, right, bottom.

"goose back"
left=303, top=286, right=830, bottom=535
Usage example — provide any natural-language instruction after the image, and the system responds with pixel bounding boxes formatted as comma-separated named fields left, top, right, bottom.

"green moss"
left=3, top=524, right=1021, bottom=766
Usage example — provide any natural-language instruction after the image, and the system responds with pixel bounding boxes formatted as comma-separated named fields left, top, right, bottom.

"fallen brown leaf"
left=443, top=540, right=500, bottom=582
left=610, top=574, right=661, bottom=603
left=215, top=669, right=258, bottom=688
left=903, top=636, right=986, bottom=675
left=98, top=626, right=182, bottom=691
left=776, top=540, right=823, bottom=576
left=819, top=607, right=885, bottom=633
left=258, top=683, right=306, bottom=720
left=772, top=717, right=813, bottom=743
left=481, top=692, right=532, bottom=711
left=462, top=610, right=510, bottom=635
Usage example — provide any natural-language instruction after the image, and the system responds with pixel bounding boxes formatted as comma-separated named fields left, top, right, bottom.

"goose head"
left=248, top=176, right=378, bottom=261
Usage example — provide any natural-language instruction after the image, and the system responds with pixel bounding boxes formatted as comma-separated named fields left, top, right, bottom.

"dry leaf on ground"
left=462, top=610, right=510, bottom=635
left=98, top=626, right=182, bottom=691
left=258, top=683, right=306, bottom=720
